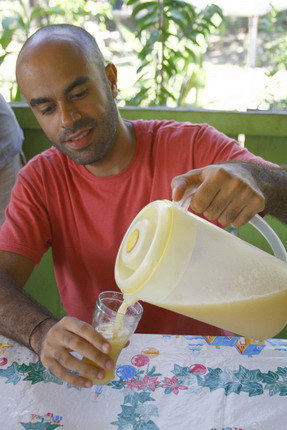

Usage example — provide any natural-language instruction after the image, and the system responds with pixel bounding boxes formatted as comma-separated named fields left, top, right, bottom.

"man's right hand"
left=32, top=316, right=114, bottom=388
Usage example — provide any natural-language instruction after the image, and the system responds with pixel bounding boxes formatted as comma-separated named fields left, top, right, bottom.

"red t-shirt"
left=0, top=120, right=275, bottom=335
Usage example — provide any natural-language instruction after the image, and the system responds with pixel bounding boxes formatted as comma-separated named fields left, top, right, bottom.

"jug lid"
left=115, top=200, right=174, bottom=294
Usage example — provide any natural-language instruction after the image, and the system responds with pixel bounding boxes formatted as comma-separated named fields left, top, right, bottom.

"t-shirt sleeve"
left=0, top=163, right=52, bottom=263
left=192, top=123, right=278, bottom=168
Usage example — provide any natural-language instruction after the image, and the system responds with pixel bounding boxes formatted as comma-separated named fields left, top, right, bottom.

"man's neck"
left=85, top=120, right=136, bottom=177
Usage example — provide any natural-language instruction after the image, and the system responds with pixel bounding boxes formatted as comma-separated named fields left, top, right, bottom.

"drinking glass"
left=83, top=291, right=143, bottom=385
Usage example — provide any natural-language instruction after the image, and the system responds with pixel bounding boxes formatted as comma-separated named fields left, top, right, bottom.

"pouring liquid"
left=113, top=295, right=136, bottom=336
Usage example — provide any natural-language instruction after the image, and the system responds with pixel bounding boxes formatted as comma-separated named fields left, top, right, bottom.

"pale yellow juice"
left=113, top=295, right=137, bottom=334
left=158, top=288, right=287, bottom=340
left=82, top=323, right=129, bottom=385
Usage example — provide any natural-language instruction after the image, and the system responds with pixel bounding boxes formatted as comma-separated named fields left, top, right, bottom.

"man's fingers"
left=42, top=321, right=113, bottom=372
left=56, top=316, right=111, bottom=353
left=171, top=172, right=201, bottom=201
left=43, top=354, right=102, bottom=388
left=37, top=316, right=117, bottom=388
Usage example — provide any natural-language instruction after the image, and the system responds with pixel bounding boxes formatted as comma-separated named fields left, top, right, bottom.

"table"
left=0, top=333, right=286, bottom=429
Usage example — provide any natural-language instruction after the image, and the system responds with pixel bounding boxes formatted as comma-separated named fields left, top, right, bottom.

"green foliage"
left=121, top=0, right=223, bottom=107
left=0, top=0, right=115, bottom=100
left=0, top=0, right=65, bottom=100
left=259, top=6, right=287, bottom=73
left=258, top=7, right=287, bottom=110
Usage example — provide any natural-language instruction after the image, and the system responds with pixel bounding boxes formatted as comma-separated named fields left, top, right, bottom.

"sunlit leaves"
left=123, top=0, right=223, bottom=106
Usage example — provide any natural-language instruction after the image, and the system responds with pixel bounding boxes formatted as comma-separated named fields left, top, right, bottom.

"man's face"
left=16, top=39, right=118, bottom=166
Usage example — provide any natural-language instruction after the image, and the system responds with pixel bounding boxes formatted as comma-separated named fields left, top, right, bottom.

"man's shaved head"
left=17, top=24, right=105, bottom=75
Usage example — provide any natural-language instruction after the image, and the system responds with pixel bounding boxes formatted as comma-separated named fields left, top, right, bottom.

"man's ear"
left=105, top=63, right=118, bottom=98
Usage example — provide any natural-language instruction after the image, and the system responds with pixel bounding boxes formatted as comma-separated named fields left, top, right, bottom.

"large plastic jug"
left=115, top=192, right=287, bottom=340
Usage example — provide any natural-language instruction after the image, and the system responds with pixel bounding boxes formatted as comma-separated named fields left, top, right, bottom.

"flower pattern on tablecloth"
left=20, top=412, right=63, bottom=429
left=108, top=353, right=287, bottom=430
left=0, top=336, right=286, bottom=430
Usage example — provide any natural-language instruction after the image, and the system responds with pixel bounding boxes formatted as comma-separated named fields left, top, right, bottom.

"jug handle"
left=175, top=188, right=287, bottom=262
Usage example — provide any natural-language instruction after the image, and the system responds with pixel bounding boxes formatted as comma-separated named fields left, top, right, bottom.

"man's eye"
left=40, top=105, right=55, bottom=115
left=72, top=88, right=88, bottom=99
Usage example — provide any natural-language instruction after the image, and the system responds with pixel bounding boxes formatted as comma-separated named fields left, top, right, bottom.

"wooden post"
left=247, top=15, right=259, bottom=68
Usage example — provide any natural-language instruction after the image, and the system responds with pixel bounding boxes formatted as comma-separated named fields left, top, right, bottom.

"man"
left=0, top=94, right=25, bottom=224
left=0, top=24, right=286, bottom=389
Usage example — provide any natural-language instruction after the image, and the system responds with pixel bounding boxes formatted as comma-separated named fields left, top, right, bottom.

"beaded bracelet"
left=28, top=316, right=53, bottom=354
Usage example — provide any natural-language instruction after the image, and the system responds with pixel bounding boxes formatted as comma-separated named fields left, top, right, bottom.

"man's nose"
left=59, top=102, right=81, bottom=128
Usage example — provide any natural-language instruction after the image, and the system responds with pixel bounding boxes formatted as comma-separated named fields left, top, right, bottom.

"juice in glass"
left=82, top=292, right=142, bottom=385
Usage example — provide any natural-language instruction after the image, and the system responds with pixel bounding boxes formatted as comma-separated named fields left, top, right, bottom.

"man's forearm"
left=260, top=165, right=287, bottom=223
left=0, top=275, right=57, bottom=351
left=250, top=165, right=287, bottom=223
left=231, top=162, right=287, bottom=224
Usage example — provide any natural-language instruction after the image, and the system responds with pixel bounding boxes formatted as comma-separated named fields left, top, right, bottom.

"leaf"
left=224, top=381, right=242, bottom=396
left=171, top=364, right=190, bottom=378
left=234, top=366, right=263, bottom=384
left=135, top=403, right=159, bottom=420
left=241, top=382, right=264, bottom=397
left=276, top=367, right=287, bottom=377
left=42, top=370, right=63, bottom=385
left=134, top=422, right=146, bottom=430
left=136, top=11, right=158, bottom=27
left=138, top=391, right=156, bottom=403
left=279, top=383, right=287, bottom=396
left=137, top=59, right=150, bottom=74
left=134, top=418, right=160, bottom=429
left=261, top=370, right=279, bottom=384
left=1, top=16, right=18, bottom=30
left=124, top=391, right=139, bottom=407
left=23, top=361, right=46, bottom=384
left=201, top=368, right=225, bottom=391
left=168, top=15, right=189, bottom=35
left=127, top=0, right=140, bottom=5
left=265, top=382, right=281, bottom=396
left=0, top=28, right=14, bottom=49
left=18, top=363, right=31, bottom=374
left=132, top=2, right=157, bottom=19
left=120, top=404, right=138, bottom=420
left=0, top=53, right=9, bottom=66
left=164, top=387, right=173, bottom=394
left=29, top=7, right=47, bottom=22
left=111, top=413, right=134, bottom=429
left=145, top=421, right=160, bottom=430
left=138, top=39, right=155, bottom=57
left=136, top=17, right=158, bottom=36
left=109, top=379, right=125, bottom=389
left=0, top=362, right=22, bottom=385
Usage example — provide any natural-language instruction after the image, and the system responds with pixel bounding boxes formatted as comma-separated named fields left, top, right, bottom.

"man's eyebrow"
left=64, top=76, right=90, bottom=96
left=30, top=76, right=91, bottom=107
left=30, top=97, right=52, bottom=108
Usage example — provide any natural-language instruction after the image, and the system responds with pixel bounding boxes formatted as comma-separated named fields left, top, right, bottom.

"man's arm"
left=0, top=250, right=114, bottom=388
left=171, top=162, right=287, bottom=226
left=0, top=251, right=53, bottom=345
left=254, top=163, right=287, bottom=223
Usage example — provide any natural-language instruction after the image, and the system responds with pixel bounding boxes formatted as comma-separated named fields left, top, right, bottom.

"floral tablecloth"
left=0, top=333, right=286, bottom=430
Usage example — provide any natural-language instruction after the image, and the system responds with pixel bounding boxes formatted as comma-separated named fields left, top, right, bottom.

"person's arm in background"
left=0, top=94, right=25, bottom=224
left=171, top=161, right=287, bottom=226
left=0, top=250, right=114, bottom=388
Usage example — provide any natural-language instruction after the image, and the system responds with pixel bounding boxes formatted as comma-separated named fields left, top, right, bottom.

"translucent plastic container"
left=115, top=198, right=287, bottom=340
